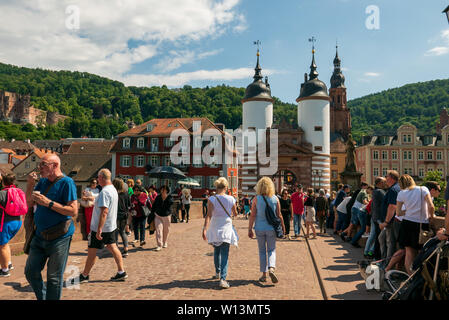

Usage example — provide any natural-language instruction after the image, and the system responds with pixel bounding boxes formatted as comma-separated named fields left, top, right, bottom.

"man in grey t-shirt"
left=76, top=169, right=128, bottom=283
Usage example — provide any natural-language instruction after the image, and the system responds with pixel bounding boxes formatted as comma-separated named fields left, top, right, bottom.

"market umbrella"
left=177, top=177, right=200, bottom=187
left=146, top=166, right=187, bottom=181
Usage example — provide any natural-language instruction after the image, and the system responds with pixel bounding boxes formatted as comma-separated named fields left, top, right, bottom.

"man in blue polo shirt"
left=24, top=154, right=78, bottom=300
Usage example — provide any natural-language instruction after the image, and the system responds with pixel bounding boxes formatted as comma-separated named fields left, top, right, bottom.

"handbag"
left=261, top=196, right=284, bottom=239
left=418, top=186, right=434, bottom=245
left=23, top=175, right=65, bottom=253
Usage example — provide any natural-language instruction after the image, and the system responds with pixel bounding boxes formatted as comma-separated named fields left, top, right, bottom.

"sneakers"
left=162, top=243, right=168, bottom=248
left=0, top=270, right=10, bottom=277
left=72, top=273, right=89, bottom=284
left=110, top=272, right=128, bottom=281
left=122, top=251, right=129, bottom=257
left=212, top=273, right=220, bottom=279
left=219, top=279, right=230, bottom=289
left=362, top=233, right=370, bottom=238
left=258, top=276, right=267, bottom=282
left=340, top=232, right=347, bottom=241
left=140, top=241, right=146, bottom=246
left=8, top=263, right=14, bottom=271
left=155, top=246, right=162, bottom=251
left=268, top=267, right=279, bottom=284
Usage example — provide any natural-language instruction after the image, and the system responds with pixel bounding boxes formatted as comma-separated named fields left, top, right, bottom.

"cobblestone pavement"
left=0, top=217, right=380, bottom=300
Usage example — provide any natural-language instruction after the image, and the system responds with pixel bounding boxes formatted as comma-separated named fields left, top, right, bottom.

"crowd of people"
left=1, top=153, right=449, bottom=298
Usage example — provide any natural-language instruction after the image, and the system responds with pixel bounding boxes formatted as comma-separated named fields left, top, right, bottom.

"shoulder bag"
left=24, top=175, right=66, bottom=253
left=261, top=196, right=284, bottom=239
left=213, top=195, right=239, bottom=237
left=418, top=186, right=434, bottom=245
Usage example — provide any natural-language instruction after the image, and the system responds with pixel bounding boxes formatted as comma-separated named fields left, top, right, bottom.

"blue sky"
left=0, top=0, right=448, bottom=103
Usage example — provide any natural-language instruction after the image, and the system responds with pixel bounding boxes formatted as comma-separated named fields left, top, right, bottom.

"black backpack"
left=261, top=196, right=284, bottom=239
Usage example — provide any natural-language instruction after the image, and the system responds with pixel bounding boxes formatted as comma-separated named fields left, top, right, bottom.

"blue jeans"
left=350, top=208, right=367, bottom=245
left=364, top=219, right=378, bottom=254
left=255, top=230, right=276, bottom=273
left=214, top=242, right=230, bottom=280
left=132, top=216, right=146, bottom=242
left=336, top=211, right=347, bottom=232
left=25, top=235, right=72, bottom=300
left=293, top=214, right=303, bottom=235
left=326, top=211, right=335, bottom=229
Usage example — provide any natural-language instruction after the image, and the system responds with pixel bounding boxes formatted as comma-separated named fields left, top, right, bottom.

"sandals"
left=259, top=276, right=267, bottom=282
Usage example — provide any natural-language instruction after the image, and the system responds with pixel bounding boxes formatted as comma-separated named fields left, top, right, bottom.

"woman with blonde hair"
left=202, top=177, right=238, bottom=289
left=386, top=174, right=434, bottom=275
left=304, top=188, right=317, bottom=239
left=248, top=177, right=285, bottom=284
left=181, top=188, right=192, bottom=223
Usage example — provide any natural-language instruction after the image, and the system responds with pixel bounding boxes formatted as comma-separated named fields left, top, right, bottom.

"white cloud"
left=364, top=72, right=381, bottom=77
left=155, top=49, right=224, bottom=73
left=0, top=0, right=245, bottom=83
left=425, top=28, right=449, bottom=57
left=121, top=68, right=277, bottom=87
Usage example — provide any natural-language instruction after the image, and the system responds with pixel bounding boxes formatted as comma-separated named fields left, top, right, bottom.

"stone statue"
left=344, top=134, right=357, bottom=172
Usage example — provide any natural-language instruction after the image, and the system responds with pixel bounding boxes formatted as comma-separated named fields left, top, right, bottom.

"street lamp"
left=444, top=6, right=449, bottom=24
left=312, top=169, right=323, bottom=190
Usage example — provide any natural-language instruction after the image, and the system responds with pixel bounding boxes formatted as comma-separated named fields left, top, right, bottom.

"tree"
left=422, top=170, right=447, bottom=215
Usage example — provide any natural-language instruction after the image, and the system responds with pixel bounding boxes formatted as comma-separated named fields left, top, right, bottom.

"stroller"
left=382, top=237, right=449, bottom=300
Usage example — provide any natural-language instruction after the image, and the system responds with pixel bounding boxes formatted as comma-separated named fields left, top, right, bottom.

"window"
left=403, top=151, right=407, bottom=160
left=137, top=138, right=145, bottom=149
left=292, top=138, right=298, bottom=145
left=373, top=150, right=379, bottom=160
left=121, top=156, right=131, bottom=167
left=179, top=155, right=189, bottom=168
left=163, top=156, right=171, bottom=166
left=164, top=138, right=174, bottom=148
left=408, top=151, right=412, bottom=160
left=427, top=151, right=433, bottom=160
left=392, top=151, right=398, bottom=160
left=193, top=176, right=202, bottom=189
left=25, top=162, right=30, bottom=169
left=210, top=136, right=220, bottom=147
left=149, top=178, right=158, bottom=188
left=314, top=126, right=323, bottom=131
left=392, top=167, right=398, bottom=172
left=403, top=135, right=407, bottom=143
left=437, top=168, right=443, bottom=175
left=146, top=124, right=154, bottom=132
left=437, top=151, right=442, bottom=160
left=208, top=176, right=218, bottom=189
left=407, top=135, right=412, bottom=143
left=331, top=170, right=338, bottom=179
left=418, top=151, right=424, bottom=160
left=382, top=151, right=388, bottom=160
left=382, top=168, right=388, bottom=177
left=136, top=155, right=145, bottom=168
left=31, top=156, right=36, bottom=162
left=418, top=168, right=424, bottom=177
left=427, top=167, right=434, bottom=172
left=404, top=168, right=413, bottom=175
left=194, top=137, right=202, bottom=148
left=123, top=138, right=130, bottom=149
left=193, top=156, right=202, bottom=168
left=314, top=146, right=322, bottom=152
left=150, top=156, right=159, bottom=167
left=151, top=138, right=158, bottom=152
left=331, top=157, right=337, bottom=165
left=373, top=168, right=379, bottom=177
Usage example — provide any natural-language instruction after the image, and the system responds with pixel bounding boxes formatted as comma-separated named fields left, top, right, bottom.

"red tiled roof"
left=65, top=140, right=115, bottom=154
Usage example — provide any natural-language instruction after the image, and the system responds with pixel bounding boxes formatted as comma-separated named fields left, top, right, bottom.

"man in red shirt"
left=291, top=184, right=305, bottom=238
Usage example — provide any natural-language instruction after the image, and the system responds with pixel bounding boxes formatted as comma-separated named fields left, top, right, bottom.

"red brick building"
left=111, top=118, right=238, bottom=198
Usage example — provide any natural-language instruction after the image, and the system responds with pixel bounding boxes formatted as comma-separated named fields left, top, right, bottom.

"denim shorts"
left=0, top=219, right=22, bottom=245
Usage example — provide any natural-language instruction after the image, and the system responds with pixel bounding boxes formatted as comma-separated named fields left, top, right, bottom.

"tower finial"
left=308, top=36, right=318, bottom=80
left=253, top=40, right=263, bottom=81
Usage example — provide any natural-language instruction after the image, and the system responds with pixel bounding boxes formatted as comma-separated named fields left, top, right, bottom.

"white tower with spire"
left=296, top=45, right=331, bottom=190
left=240, top=48, right=274, bottom=196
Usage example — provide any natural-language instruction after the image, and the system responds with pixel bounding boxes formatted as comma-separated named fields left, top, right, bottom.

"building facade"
left=111, top=117, right=238, bottom=198
left=356, top=121, right=449, bottom=185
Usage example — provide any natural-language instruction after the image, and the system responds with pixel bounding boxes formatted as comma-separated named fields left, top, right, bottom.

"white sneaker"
left=163, top=243, right=168, bottom=248
left=362, top=233, right=370, bottom=238
left=155, top=247, right=162, bottom=251
left=219, top=279, right=230, bottom=289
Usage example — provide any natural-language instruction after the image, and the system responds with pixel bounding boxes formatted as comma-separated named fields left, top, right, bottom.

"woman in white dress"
left=202, top=177, right=238, bottom=289
left=80, top=178, right=100, bottom=236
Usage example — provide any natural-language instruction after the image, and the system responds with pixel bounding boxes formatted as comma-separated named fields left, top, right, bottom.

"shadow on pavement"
left=3, top=282, right=34, bottom=293
left=331, top=283, right=381, bottom=300
left=323, top=264, right=358, bottom=271
left=136, top=279, right=264, bottom=291
left=324, top=272, right=362, bottom=283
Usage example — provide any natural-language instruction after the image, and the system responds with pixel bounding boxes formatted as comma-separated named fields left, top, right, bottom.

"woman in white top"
left=202, top=177, right=238, bottom=289
left=81, top=178, right=100, bottom=236
left=181, top=188, right=192, bottom=223
left=396, top=174, right=434, bottom=275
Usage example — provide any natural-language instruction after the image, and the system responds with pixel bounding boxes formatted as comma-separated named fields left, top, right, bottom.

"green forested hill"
left=0, top=62, right=295, bottom=139
left=0, top=62, right=447, bottom=142
left=348, top=79, right=449, bottom=142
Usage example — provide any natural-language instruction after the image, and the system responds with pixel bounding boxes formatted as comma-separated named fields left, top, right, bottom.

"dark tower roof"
left=297, top=49, right=329, bottom=101
left=330, top=45, right=346, bottom=89
left=242, top=50, right=274, bottom=102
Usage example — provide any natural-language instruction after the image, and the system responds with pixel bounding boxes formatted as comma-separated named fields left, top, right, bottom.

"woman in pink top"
left=290, top=185, right=305, bottom=238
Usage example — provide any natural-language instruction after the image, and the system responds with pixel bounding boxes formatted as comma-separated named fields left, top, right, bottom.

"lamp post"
left=444, top=6, right=449, bottom=24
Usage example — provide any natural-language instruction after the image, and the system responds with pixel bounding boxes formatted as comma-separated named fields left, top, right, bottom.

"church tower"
left=329, top=45, right=351, bottom=140
left=241, top=49, right=274, bottom=196
left=296, top=47, right=331, bottom=190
